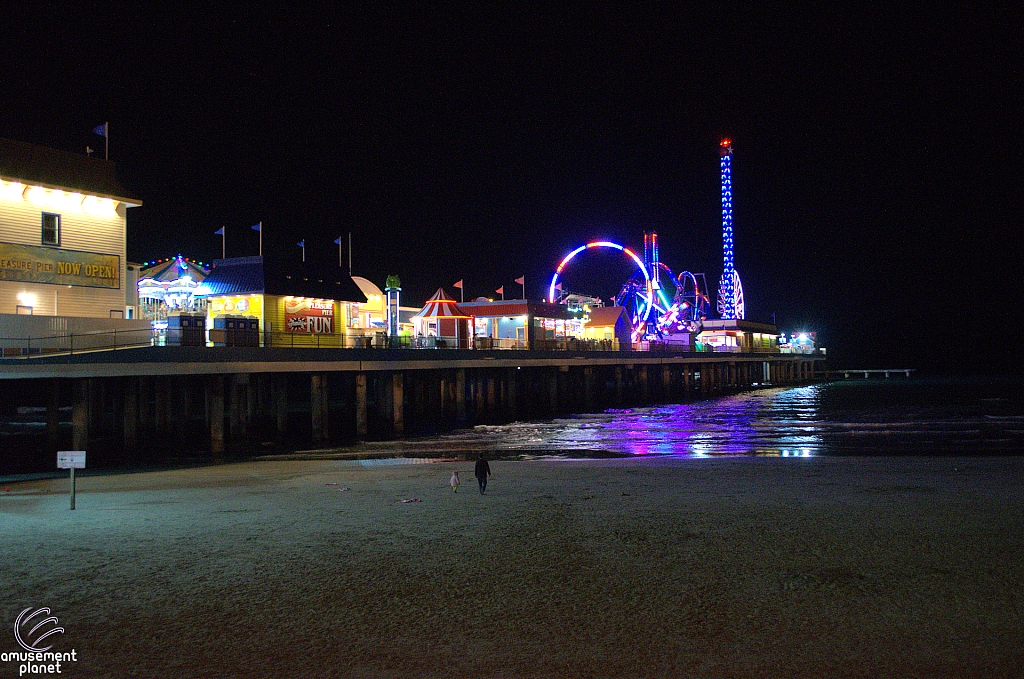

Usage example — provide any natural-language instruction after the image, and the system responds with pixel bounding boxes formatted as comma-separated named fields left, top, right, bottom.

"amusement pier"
left=1, top=137, right=824, bottom=473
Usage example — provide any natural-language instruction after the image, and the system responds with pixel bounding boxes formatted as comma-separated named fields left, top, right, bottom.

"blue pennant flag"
left=251, top=223, right=261, bottom=231
left=297, top=240, right=305, bottom=248
left=333, top=237, right=342, bottom=245
left=214, top=227, right=224, bottom=235
left=92, top=123, right=107, bottom=137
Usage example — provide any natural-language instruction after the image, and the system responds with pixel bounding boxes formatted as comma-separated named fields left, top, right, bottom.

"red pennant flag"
left=495, top=286, right=504, bottom=295
left=453, top=279, right=463, bottom=289
left=514, top=276, right=525, bottom=285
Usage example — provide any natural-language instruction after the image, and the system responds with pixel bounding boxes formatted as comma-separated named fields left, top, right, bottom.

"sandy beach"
left=2, top=455, right=1022, bottom=678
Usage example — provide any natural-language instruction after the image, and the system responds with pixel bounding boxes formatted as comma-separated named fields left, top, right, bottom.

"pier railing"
left=1, top=327, right=155, bottom=357
left=824, top=369, right=916, bottom=379
left=2, top=328, right=826, bottom=359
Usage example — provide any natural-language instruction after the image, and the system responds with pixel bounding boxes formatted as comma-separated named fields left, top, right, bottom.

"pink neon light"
left=548, top=240, right=651, bottom=305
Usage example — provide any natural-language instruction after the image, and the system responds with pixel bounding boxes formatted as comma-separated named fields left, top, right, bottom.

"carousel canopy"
left=411, top=288, right=471, bottom=319
left=139, top=256, right=210, bottom=283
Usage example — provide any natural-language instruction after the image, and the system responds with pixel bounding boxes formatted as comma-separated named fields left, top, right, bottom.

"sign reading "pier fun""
left=285, top=298, right=335, bottom=334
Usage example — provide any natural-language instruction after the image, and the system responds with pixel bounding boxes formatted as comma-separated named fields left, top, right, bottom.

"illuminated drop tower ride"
left=643, top=231, right=660, bottom=291
left=717, top=138, right=744, bottom=320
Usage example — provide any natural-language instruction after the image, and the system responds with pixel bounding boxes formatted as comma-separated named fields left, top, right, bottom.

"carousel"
left=137, top=255, right=211, bottom=321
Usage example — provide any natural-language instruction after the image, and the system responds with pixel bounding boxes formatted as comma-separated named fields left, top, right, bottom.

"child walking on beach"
left=450, top=470, right=460, bottom=493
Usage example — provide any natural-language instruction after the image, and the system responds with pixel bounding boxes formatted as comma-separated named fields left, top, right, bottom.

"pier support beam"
left=311, top=373, right=329, bottom=447
left=475, top=375, right=486, bottom=421
left=584, top=367, right=595, bottom=411
left=229, top=374, right=246, bottom=441
left=72, top=379, right=89, bottom=452
left=486, top=374, right=496, bottom=420
left=123, top=378, right=139, bottom=460
left=47, top=380, right=61, bottom=451
left=208, top=375, right=225, bottom=458
left=273, top=373, right=288, bottom=442
left=355, top=373, right=368, bottom=438
left=392, top=372, right=404, bottom=437
left=455, top=369, right=467, bottom=424
left=507, top=368, right=519, bottom=420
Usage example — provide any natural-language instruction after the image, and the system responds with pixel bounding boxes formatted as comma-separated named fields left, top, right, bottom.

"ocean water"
left=375, top=377, right=1024, bottom=458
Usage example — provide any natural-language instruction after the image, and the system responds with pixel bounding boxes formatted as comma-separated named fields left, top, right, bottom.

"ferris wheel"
left=716, top=270, right=745, bottom=320
left=549, top=240, right=654, bottom=340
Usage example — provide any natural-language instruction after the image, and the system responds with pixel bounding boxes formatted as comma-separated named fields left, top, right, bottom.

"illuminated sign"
left=285, top=298, right=335, bottom=334
left=0, top=242, right=120, bottom=289
left=208, top=295, right=263, bottom=321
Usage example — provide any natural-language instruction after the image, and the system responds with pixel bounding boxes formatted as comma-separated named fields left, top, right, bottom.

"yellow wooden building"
left=196, top=256, right=366, bottom=347
left=0, top=137, right=142, bottom=318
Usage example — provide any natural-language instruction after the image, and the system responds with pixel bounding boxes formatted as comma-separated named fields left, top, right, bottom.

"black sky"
left=1, top=4, right=1019, bottom=372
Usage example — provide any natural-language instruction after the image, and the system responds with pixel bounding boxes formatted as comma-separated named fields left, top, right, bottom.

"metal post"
left=70, top=467, right=76, bottom=510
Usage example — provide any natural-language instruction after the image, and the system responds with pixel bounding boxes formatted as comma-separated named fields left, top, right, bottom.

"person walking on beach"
left=474, top=453, right=491, bottom=495
left=450, top=470, right=460, bottom=493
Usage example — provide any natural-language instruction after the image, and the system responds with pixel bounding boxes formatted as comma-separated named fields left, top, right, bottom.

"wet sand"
left=2, top=455, right=1022, bottom=678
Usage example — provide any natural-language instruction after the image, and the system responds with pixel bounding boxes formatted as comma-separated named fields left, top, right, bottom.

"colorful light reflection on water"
left=394, top=378, right=1024, bottom=458
left=424, top=386, right=825, bottom=458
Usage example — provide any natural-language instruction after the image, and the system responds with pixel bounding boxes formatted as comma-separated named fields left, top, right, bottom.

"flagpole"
left=104, top=122, right=108, bottom=160
left=259, top=221, right=262, bottom=257
left=521, top=277, right=525, bottom=300
left=221, top=227, right=225, bottom=259
left=338, top=237, right=343, bottom=268
left=348, top=232, right=352, bottom=276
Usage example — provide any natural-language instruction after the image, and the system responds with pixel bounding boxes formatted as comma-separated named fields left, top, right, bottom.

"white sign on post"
left=57, top=451, right=85, bottom=510
left=57, top=451, right=86, bottom=469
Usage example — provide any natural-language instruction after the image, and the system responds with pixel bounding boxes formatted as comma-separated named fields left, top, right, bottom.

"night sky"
left=2, top=5, right=1018, bottom=373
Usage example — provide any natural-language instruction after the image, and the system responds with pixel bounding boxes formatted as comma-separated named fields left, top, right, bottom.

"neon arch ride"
left=548, top=241, right=654, bottom=333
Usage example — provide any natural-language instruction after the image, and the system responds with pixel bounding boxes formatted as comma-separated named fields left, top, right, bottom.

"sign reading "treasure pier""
left=0, top=242, right=120, bottom=289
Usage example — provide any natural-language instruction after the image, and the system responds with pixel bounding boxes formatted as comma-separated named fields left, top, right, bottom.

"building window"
left=42, top=213, right=61, bottom=245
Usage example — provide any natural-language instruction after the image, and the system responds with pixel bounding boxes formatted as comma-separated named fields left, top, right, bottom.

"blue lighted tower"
left=717, top=138, right=744, bottom=319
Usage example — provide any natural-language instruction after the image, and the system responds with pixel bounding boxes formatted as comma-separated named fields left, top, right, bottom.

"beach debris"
left=325, top=482, right=338, bottom=486
left=338, top=487, right=351, bottom=492
left=399, top=498, right=422, bottom=503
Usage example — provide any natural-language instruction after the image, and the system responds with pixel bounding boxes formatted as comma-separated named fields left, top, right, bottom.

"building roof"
left=0, top=137, right=142, bottom=204
left=584, top=306, right=629, bottom=327
left=457, top=299, right=572, bottom=319
left=351, top=276, right=384, bottom=300
left=198, top=256, right=366, bottom=302
left=700, top=319, right=779, bottom=334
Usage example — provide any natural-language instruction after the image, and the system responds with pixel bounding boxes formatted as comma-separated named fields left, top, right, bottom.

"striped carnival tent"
left=411, top=288, right=472, bottom=346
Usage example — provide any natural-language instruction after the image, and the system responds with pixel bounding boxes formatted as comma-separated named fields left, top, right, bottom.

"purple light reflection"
left=427, top=386, right=826, bottom=458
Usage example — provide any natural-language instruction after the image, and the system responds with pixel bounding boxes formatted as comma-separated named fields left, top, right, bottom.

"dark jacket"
left=474, top=458, right=491, bottom=480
